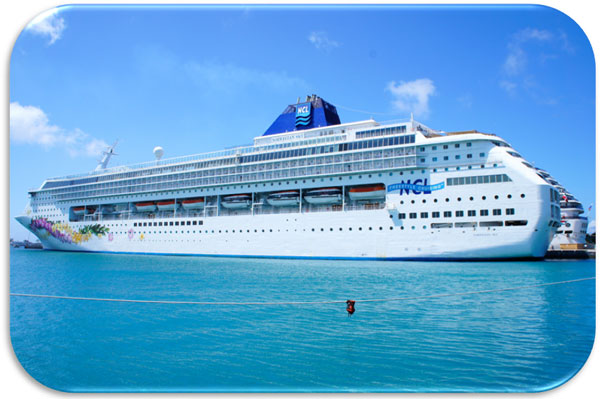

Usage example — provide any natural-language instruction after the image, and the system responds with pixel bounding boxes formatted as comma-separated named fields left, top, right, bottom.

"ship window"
left=443, top=145, right=448, bottom=149
left=134, top=223, right=137, bottom=227
left=143, top=222, right=147, bottom=227
left=175, top=221, right=179, bottom=226
left=154, top=222, right=157, bottom=226
left=480, top=153, right=485, bottom=157
left=467, top=154, right=473, bottom=159
left=409, top=213, right=417, bottom=219
left=480, top=221, right=503, bottom=227
left=432, top=212, right=440, bottom=218
left=170, top=222, right=174, bottom=226
left=443, top=211, right=452, bottom=218
left=431, top=222, right=452, bottom=229
left=455, top=155, right=461, bottom=160
left=432, top=157, right=438, bottom=162
left=187, top=221, right=191, bottom=225
left=398, top=213, right=406, bottom=219
left=506, top=208, right=515, bottom=215
left=159, top=222, right=163, bottom=226
left=455, top=222, right=476, bottom=228
left=480, top=209, right=489, bottom=216
left=468, top=210, right=476, bottom=217
left=455, top=211, right=464, bottom=217
left=443, top=156, right=449, bottom=161
left=505, top=220, right=528, bottom=226
left=420, top=212, right=428, bottom=218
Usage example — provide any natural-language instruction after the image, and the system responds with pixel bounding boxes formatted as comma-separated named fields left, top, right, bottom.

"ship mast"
left=94, top=140, right=118, bottom=171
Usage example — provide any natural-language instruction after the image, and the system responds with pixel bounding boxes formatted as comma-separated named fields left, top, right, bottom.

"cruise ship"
left=535, top=169, right=589, bottom=250
left=16, top=95, right=562, bottom=260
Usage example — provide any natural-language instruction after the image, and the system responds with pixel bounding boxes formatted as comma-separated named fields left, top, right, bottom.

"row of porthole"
left=400, top=193, right=525, bottom=205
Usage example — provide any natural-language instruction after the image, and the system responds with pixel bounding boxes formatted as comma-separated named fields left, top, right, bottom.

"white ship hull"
left=16, top=184, right=557, bottom=260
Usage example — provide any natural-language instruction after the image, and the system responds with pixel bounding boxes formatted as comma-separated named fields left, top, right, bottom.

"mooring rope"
left=9, top=277, right=595, bottom=306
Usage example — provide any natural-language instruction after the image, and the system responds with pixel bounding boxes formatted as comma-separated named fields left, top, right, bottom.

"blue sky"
left=9, top=4, right=595, bottom=239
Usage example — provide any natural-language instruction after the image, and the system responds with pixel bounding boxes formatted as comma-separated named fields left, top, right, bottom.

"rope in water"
left=9, top=277, right=595, bottom=306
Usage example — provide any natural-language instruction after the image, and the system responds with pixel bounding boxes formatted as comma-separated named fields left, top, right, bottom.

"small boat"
left=266, top=190, right=300, bottom=207
left=304, top=187, right=342, bottom=205
left=157, top=199, right=178, bottom=211
left=72, top=206, right=85, bottom=216
left=348, top=184, right=386, bottom=201
left=135, top=202, right=157, bottom=212
left=181, top=197, right=205, bottom=210
left=221, top=194, right=251, bottom=209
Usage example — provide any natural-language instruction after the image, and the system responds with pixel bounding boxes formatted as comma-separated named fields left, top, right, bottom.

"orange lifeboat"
left=181, top=197, right=205, bottom=210
left=348, top=184, right=386, bottom=201
left=157, top=199, right=178, bottom=211
left=135, top=202, right=157, bottom=212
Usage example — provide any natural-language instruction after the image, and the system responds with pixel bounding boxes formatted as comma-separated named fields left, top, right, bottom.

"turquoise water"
left=9, top=248, right=595, bottom=392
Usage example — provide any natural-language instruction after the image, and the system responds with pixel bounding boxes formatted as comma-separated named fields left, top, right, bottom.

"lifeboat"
left=348, top=184, right=386, bottom=201
left=303, top=187, right=342, bottom=205
left=266, top=190, right=300, bottom=207
left=181, top=197, right=205, bottom=210
left=72, top=206, right=85, bottom=216
left=157, top=199, right=178, bottom=211
left=135, top=202, right=157, bottom=212
left=221, top=194, right=251, bottom=209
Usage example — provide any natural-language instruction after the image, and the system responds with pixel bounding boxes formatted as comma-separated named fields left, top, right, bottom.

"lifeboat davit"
left=135, top=202, right=157, bottom=212
left=304, top=187, right=342, bottom=205
left=181, top=197, right=205, bottom=210
left=348, top=184, right=386, bottom=201
left=72, top=206, right=85, bottom=216
left=101, top=204, right=116, bottom=214
left=157, top=199, right=178, bottom=211
left=85, top=206, right=97, bottom=215
left=266, top=190, right=300, bottom=207
left=221, top=194, right=251, bottom=209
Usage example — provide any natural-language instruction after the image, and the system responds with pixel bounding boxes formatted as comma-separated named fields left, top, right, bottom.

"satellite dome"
left=153, top=146, right=164, bottom=160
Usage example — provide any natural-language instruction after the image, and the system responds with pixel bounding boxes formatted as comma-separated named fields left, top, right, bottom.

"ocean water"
left=9, top=248, right=595, bottom=392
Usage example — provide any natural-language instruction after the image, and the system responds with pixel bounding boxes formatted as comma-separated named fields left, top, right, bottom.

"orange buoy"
left=346, top=300, right=356, bottom=316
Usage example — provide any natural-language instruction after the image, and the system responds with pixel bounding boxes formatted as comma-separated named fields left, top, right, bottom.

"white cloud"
left=26, top=8, right=66, bottom=45
left=10, top=102, right=108, bottom=157
left=308, top=31, right=340, bottom=52
left=503, top=28, right=553, bottom=76
left=386, top=78, right=436, bottom=117
left=183, top=61, right=307, bottom=93
left=499, top=80, right=517, bottom=94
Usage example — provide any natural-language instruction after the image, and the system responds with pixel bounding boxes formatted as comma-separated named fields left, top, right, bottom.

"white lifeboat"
left=157, top=199, right=178, bottom=211
left=135, top=202, right=157, bottom=212
left=348, top=184, right=386, bottom=201
left=266, top=190, right=300, bottom=207
left=72, top=206, right=85, bottom=216
left=221, top=194, right=251, bottom=209
left=304, top=187, right=342, bottom=205
left=181, top=197, right=205, bottom=210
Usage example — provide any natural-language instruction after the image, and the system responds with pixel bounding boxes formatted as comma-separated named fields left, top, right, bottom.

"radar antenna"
left=94, top=140, right=118, bottom=171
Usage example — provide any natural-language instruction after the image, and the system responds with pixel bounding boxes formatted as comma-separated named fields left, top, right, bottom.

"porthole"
left=521, top=194, right=525, bottom=198
left=507, top=194, right=512, bottom=199
left=482, top=196, right=486, bottom=200
left=494, top=195, right=499, bottom=199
